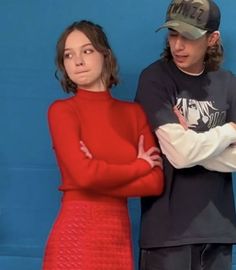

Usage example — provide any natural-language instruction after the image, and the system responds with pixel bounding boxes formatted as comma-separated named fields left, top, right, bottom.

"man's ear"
left=208, top=31, right=220, bottom=46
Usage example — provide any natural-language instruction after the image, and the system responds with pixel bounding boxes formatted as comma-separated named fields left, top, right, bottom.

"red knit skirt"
left=42, top=200, right=134, bottom=270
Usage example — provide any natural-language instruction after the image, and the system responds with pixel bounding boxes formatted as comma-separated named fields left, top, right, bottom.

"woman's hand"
left=80, top=136, right=163, bottom=169
left=80, top=141, right=93, bottom=159
left=137, top=135, right=163, bottom=169
left=173, top=106, right=188, bottom=130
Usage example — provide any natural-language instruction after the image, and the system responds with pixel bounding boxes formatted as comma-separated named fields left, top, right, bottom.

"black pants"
left=139, top=244, right=232, bottom=270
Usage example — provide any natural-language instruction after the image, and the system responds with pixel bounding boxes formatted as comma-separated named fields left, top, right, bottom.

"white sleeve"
left=156, top=123, right=236, bottom=169
left=199, top=145, right=236, bottom=172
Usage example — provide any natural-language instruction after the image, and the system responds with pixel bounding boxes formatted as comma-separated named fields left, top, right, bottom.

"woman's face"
left=63, top=30, right=105, bottom=92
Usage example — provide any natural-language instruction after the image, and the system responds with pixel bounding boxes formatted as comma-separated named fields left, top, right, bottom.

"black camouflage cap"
left=156, top=0, right=221, bottom=40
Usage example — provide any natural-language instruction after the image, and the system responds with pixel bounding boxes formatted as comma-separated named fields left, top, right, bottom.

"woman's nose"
left=74, top=54, right=84, bottom=66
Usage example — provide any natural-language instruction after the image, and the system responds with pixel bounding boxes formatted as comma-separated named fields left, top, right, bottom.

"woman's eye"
left=64, top=53, right=73, bottom=59
left=84, top=48, right=94, bottom=54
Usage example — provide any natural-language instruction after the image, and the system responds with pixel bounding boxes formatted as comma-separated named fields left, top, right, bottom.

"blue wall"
left=0, top=1, right=236, bottom=269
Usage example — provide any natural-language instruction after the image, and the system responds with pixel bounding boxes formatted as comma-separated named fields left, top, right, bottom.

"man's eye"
left=169, top=32, right=177, bottom=37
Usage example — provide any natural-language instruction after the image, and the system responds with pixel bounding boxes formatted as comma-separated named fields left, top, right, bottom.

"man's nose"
left=174, top=37, right=185, bottom=50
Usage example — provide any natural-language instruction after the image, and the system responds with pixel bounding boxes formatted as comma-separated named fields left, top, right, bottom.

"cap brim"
left=156, top=20, right=207, bottom=40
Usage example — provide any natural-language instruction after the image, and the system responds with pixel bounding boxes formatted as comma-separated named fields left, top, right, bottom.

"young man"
left=135, top=0, right=236, bottom=269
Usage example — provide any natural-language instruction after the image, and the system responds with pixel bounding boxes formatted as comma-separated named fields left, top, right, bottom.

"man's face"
left=168, top=30, right=210, bottom=74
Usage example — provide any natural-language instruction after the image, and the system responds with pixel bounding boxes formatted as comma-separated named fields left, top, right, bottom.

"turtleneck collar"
left=75, top=88, right=112, bottom=101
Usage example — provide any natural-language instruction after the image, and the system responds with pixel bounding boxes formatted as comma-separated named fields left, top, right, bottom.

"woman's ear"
left=208, top=31, right=220, bottom=46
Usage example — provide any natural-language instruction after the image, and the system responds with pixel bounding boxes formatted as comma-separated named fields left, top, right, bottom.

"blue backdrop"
left=0, top=1, right=236, bottom=269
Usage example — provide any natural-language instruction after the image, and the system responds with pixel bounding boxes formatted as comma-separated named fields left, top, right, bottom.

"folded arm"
left=156, top=123, right=236, bottom=169
left=79, top=103, right=164, bottom=197
left=172, top=106, right=236, bottom=171
left=48, top=101, right=152, bottom=190
left=80, top=139, right=163, bottom=197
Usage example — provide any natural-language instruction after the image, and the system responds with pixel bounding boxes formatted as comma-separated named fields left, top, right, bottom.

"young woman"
left=42, top=20, right=163, bottom=270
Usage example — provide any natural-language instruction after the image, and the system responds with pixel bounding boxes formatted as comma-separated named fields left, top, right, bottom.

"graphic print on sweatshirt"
left=176, top=97, right=227, bottom=131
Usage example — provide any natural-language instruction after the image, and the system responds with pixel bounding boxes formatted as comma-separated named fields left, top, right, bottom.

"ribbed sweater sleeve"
left=101, top=168, right=163, bottom=197
left=94, top=104, right=164, bottom=197
left=48, top=101, right=151, bottom=190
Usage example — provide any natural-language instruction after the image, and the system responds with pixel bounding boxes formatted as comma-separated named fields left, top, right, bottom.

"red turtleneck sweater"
left=48, top=89, right=163, bottom=200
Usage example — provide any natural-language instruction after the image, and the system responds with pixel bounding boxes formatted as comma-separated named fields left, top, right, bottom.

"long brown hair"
left=161, top=33, right=224, bottom=72
left=55, top=20, right=119, bottom=93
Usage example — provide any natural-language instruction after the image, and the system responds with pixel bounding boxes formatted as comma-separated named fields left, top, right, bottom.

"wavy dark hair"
left=161, top=33, right=224, bottom=72
left=55, top=20, right=119, bottom=93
